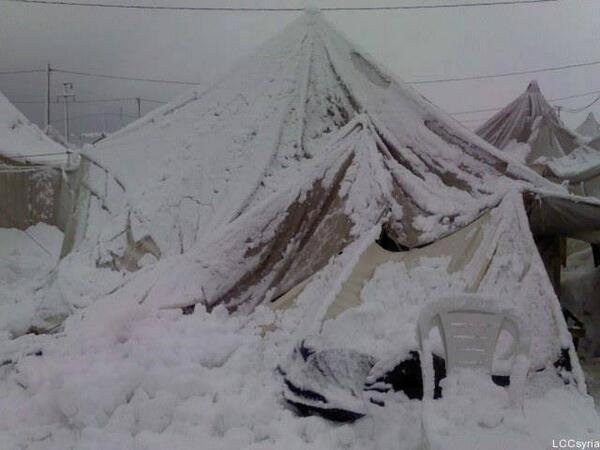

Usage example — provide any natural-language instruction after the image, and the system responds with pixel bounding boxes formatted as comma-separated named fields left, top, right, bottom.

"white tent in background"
left=477, top=81, right=600, bottom=199
left=576, top=112, right=600, bottom=138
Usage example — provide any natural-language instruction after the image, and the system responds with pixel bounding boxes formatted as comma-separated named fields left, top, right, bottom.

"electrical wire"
left=53, top=68, right=202, bottom=85
left=557, top=94, right=600, bottom=113
left=12, top=97, right=167, bottom=104
left=410, top=58, right=600, bottom=85
left=0, top=69, right=45, bottom=75
left=4, top=0, right=558, bottom=12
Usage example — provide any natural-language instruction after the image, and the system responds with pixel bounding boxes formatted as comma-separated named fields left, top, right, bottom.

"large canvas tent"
left=65, top=11, right=567, bottom=267
left=59, top=11, right=600, bottom=316
left=127, top=116, right=598, bottom=436
left=476, top=81, right=600, bottom=199
left=5, top=11, right=600, bottom=448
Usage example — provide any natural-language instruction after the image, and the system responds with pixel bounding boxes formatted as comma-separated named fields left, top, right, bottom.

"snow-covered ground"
left=0, top=223, right=62, bottom=285
left=0, top=224, right=63, bottom=337
left=0, top=232, right=598, bottom=449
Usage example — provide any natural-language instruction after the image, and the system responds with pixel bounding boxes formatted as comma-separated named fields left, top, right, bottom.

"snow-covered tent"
left=126, top=115, right=599, bottom=434
left=64, top=15, right=596, bottom=269
left=0, top=90, right=67, bottom=165
left=141, top=115, right=600, bottom=312
left=476, top=81, right=581, bottom=164
left=476, top=81, right=600, bottom=199
left=0, top=89, right=73, bottom=230
left=4, top=12, right=600, bottom=448
left=577, top=112, right=600, bottom=138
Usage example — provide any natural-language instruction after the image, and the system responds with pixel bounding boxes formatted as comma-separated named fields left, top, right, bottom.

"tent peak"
left=526, top=80, right=541, bottom=93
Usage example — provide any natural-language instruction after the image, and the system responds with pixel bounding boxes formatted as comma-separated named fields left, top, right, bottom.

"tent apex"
left=527, top=80, right=541, bottom=93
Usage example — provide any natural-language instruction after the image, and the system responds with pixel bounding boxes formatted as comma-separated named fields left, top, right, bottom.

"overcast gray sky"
left=2, top=0, right=600, bottom=139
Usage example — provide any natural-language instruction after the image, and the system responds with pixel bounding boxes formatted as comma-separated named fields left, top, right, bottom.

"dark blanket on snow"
left=279, top=339, right=446, bottom=422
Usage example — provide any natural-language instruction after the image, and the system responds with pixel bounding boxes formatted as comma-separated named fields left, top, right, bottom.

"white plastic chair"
left=417, top=295, right=531, bottom=449
left=417, top=294, right=530, bottom=449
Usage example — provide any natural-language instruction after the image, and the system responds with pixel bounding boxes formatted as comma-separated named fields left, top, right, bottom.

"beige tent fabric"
left=525, top=192, right=600, bottom=242
left=322, top=213, right=489, bottom=321
left=267, top=211, right=488, bottom=319
left=144, top=116, right=600, bottom=314
left=261, top=193, right=580, bottom=377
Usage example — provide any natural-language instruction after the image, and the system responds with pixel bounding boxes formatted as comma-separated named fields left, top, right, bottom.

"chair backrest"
left=438, top=309, right=504, bottom=373
left=417, top=295, right=530, bottom=408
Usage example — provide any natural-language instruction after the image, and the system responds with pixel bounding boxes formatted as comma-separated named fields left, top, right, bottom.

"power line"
left=4, top=0, right=558, bottom=12
left=7, top=51, right=600, bottom=88
left=0, top=69, right=45, bottom=75
left=14, top=55, right=600, bottom=88
left=410, top=58, right=600, bottom=85
left=450, top=87, right=600, bottom=117
left=558, top=94, right=600, bottom=113
left=52, top=68, right=202, bottom=85
left=12, top=96, right=166, bottom=104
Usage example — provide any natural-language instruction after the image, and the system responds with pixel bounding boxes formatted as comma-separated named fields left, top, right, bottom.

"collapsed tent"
left=65, top=11, right=558, bottom=268
left=576, top=112, right=600, bottom=139
left=133, top=116, right=599, bottom=421
left=273, top=192, right=581, bottom=420
left=476, top=81, right=600, bottom=200
left=3, top=10, right=599, bottom=446
left=0, top=89, right=74, bottom=231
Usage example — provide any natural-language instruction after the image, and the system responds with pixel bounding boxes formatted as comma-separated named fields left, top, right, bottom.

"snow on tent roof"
left=0, top=89, right=66, bottom=165
left=576, top=112, right=600, bottom=138
left=74, top=11, right=560, bottom=261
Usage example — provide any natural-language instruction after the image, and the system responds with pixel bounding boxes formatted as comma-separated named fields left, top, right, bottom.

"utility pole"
left=45, top=63, right=51, bottom=131
left=57, top=82, right=75, bottom=144
left=136, top=97, right=141, bottom=119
